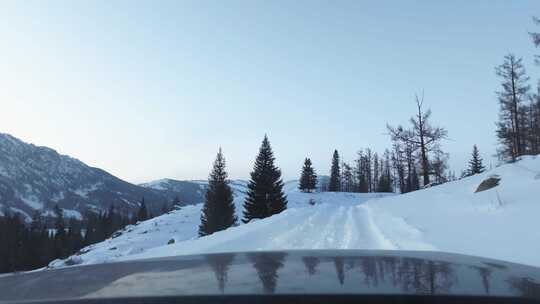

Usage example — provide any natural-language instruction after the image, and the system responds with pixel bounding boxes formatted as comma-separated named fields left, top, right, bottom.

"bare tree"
left=529, top=17, right=540, bottom=64
left=528, top=87, right=540, bottom=154
left=495, top=54, right=530, bottom=161
left=391, top=143, right=406, bottom=193
left=528, top=18, right=540, bottom=154
left=341, top=162, right=355, bottom=192
left=431, top=148, right=449, bottom=184
left=387, top=93, right=448, bottom=186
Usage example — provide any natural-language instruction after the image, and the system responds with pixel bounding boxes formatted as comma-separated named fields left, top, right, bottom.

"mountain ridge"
left=0, top=133, right=187, bottom=221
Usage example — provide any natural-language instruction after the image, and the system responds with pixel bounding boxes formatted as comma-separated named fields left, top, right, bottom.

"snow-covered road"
left=120, top=199, right=434, bottom=261
left=264, top=203, right=395, bottom=250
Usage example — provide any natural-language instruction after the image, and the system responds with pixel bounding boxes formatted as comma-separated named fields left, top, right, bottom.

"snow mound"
left=51, top=155, right=540, bottom=269
left=367, top=155, right=540, bottom=267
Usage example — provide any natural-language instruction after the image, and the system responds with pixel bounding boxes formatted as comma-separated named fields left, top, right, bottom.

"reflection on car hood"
left=0, top=250, right=540, bottom=303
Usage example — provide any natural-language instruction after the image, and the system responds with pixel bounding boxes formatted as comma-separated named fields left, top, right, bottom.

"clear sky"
left=1, top=1, right=539, bottom=183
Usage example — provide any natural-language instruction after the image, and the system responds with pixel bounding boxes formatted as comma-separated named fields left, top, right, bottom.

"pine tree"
left=53, top=204, right=67, bottom=258
left=103, top=204, right=116, bottom=238
left=354, top=150, right=369, bottom=193
left=242, top=135, right=288, bottom=223
left=341, top=162, right=354, bottom=192
left=404, top=142, right=415, bottom=192
left=66, top=218, right=84, bottom=255
left=373, top=153, right=379, bottom=192
left=467, top=145, right=486, bottom=176
left=328, top=150, right=341, bottom=192
left=0, top=205, right=137, bottom=274
left=137, top=198, right=148, bottom=222
left=299, top=158, right=317, bottom=193
left=391, top=143, right=406, bottom=193
left=30, top=211, right=43, bottom=234
left=308, top=163, right=317, bottom=191
left=199, top=148, right=237, bottom=237
left=495, top=54, right=530, bottom=161
left=377, top=150, right=394, bottom=192
left=364, top=149, right=373, bottom=192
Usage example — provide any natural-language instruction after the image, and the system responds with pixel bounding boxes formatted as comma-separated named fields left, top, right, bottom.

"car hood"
left=1, top=250, right=540, bottom=303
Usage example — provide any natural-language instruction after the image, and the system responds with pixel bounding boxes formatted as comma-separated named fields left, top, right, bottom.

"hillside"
left=51, top=155, right=540, bottom=268
left=0, top=133, right=185, bottom=221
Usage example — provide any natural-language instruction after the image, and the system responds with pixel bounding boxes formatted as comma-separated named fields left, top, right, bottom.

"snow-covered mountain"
left=139, top=178, right=301, bottom=206
left=139, top=179, right=250, bottom=204
left=139, top=179, right=206, bottom=205
left=0, top=132, right=304, bottom=222
left=0, top=133, right=181, bottom=221
left=50, top=155, right=540, bottom=269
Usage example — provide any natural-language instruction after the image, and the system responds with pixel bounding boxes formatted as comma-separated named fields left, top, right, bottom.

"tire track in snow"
left=358, top=204, right=398, bottom=249
left=126, top=198, right=434, bottom=261
left=269, top=203, right=335, bottom=248
left=252, top=201, right=423, bottom=251
left=341, top=207, right=358, bottom=248
left=312, top=205, right=348, bottom=249
left=362, top=203, right=436, bottom=251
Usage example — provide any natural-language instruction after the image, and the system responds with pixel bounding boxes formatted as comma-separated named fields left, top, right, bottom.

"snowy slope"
left=366, top=155, right=540, bottom=267
left=51, top=155, right=540, bottom=268
left=50, top=189, right=391, bottom=267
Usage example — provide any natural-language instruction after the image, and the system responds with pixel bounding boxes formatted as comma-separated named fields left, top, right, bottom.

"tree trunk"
left=511, top=59, right=521, bottom=158
left=417, top=101, right=430, bottom=186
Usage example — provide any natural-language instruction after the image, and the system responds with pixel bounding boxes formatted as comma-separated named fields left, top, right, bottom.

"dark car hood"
left=1, top=250, right=540, bottom=303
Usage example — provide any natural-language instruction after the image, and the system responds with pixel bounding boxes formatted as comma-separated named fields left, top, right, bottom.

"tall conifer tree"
left=299, top=158, right=317, bottom=193
left=243, top=135, right=287, bottom=223
left=467, top=145, right=486, bottom=176
left=137, top=198, right=148, bottom=222
left=199, top=148, right=237, bottom=236
left=328, top=150, right=341, bottom=192
left=53, top=204, right=67, bottom=258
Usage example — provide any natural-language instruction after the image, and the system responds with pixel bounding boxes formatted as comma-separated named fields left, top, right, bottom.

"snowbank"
left=368, top=155, right=540, bottom=267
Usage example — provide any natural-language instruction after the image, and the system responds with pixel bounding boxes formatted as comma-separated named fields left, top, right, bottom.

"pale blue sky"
left=1, top=1, right=539, bottom=183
